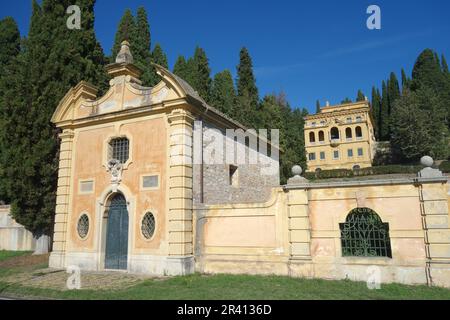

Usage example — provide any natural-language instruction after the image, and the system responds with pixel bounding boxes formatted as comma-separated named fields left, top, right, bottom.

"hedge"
left=304, top=164, right=428, bottom=180
left=439, top=161, right=450, bottom=173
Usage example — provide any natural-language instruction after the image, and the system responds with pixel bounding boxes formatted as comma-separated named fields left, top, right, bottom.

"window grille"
left=340, top=208, right=392, bottom=258
left=77, top=214, right=89, bottom=239
left=109, top=138, right=129, bottom=164
left=141, top=212, right=156, bottom=239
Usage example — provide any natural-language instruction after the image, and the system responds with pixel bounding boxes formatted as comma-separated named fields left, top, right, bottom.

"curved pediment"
left=51, top=63, right=200, bottom=126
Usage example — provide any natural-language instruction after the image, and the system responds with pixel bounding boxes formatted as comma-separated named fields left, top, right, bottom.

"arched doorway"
left=105, top=193, right=129, bottom=270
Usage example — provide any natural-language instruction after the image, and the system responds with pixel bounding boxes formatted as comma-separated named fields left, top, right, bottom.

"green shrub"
left=303, top=164, right=425, bottom=180
left=439, top=161, right=450, bottom=173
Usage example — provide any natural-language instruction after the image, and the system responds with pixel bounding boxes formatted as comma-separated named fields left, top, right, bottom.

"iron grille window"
left=340, top=208, right=392, bottom=258
left=141, top=212, right=156, bottom=239
left=109, top=137, right=129, bottom=164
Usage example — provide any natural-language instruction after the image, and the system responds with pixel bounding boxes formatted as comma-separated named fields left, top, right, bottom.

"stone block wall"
left=192, top=120, right=279, bottom=205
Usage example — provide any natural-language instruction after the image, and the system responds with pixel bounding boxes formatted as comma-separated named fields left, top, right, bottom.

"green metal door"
left=105, top=194, right=129, bottom=270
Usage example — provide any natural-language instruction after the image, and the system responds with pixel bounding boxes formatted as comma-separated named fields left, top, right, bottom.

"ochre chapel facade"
left=49, top=42, right=450, bottom=288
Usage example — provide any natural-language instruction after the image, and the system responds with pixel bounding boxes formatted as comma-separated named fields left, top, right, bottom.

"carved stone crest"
left=107, top=159, right=123, bottom=192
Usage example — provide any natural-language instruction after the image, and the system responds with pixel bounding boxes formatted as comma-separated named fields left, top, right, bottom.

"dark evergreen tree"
left=315, top=100, right=321, bottom=113
left=442, top=54, right=449, bottom=74
left=236, top=47, right=260, bottom=127
left=134, top=7, right=153, bottom=86
left=0, top=17, right=20, bottom=74
left=401, top=68, right=410, bottom=92
left=210, top=70, right=236, bottom=116
left=173, top=55, right=188, bottom=78
left=341, top=97, right=352, bottom=104
left=371, top=87, right=381, bottom=140
left=111, top=9, right=137, bottom=61
left=191, top=46, right=211, bottom=101
left=391, top=87, right=449, bottom=161
left=0, top=0, right=107, bottom=236
left=356, top=90, right=365, bottom=102
left=411, top=49, right=445, bottom=92
left=281, top=106, right=307, bottom=183
left=380, top=80, right=390, bottom=140
left=388, top=72, right=401, bottom=104
left=152, top=43, right=168, bottom=68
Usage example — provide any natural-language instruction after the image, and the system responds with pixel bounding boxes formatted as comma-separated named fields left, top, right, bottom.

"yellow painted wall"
left=67, top=115, right=168, bottom=256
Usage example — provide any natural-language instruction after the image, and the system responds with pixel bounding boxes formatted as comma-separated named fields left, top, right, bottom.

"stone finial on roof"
left=115, top=40, right=134, bottom=64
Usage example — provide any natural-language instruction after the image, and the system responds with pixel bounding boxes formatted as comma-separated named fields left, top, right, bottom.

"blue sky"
left=2, top=0, right=450, bottom=113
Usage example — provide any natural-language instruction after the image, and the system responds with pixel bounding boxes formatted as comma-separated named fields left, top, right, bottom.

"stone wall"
left=0, top=205, right=35, bottom=251
left=192, top=120, right=279, bottom=205
left=193, top=170, right=450, bottom=288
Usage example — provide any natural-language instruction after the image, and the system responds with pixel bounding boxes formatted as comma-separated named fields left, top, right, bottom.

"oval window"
left=77, top=214, right=89, bottom=239
left=141, top=212, right=156, bottom=239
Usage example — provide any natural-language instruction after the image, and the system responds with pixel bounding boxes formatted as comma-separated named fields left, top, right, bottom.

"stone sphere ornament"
left=420, top=156, right=434, bottom=168
left=292, top=165, right=303, bottom=176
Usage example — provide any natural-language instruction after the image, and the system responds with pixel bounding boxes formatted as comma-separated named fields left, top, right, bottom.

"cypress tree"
left=371, top=86, right=381, bottom=140
left=442, top=54, right=449, bottom=74
left=152, top=43, right=168, bottom=68
left=315, top=100, right=321, bottom=113
left=173, top=55, right=188, bottom=78
left=356, top=90, right=365, bottom=102
left=341, top=97, right=352, bottom=104
left=411, top=49, right=444, bottom=92
left=380, top=80, right=389, bottom=140
left=388, top=72, right=401, bottom=105
left=111, top=9, right=137, bottom=61
left=401, top=68, right=410, bottom=92
left=210, top=70, right=236, bottom=117
left=388, top=72, right=401, bottom=135
left=281, top=107, right=307, bottom=182
left=0, top=17, right=21, bottom=200
left=134, top=7, right=153, bottom=86
left=391, top=87, right=448, bottom=162
left=191, top=46, right=211, bottom=101
left=236, top=47, right=259, bottom=127
left=0, top=0, right=107, bottom=237
left=0, top=17, right=20, bottom=74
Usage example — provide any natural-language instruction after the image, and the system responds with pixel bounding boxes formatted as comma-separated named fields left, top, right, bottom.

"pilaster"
left=167, top=108, right=195, bottom=261
left=49, top=129, right=75, bottom=268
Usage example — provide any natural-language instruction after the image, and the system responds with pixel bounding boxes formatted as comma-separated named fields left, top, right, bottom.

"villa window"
left=318, top=131, right=325, bottom=142
left=309, top=132, right=316, bottom=143
left=333, top=150, right=339, bottom=159
left=347, top=149, right=353, bottom=158
left=355, top=126, right=363, bottom=139
left=345, top=128, right=352, bottom=140
left=356, top=116, right=362, bottom=123
left=346, top=117, right=352, bottom=124
left=340, top=208, right=392, bottom=258
left=330, top=127, right=340, bottom=140
left=320, top=152, right=325, bottom=160
left=358, top=148, right=364, bottom=157
left=109, top=137, right=130, bottom=164
left=309, top=153, right=316, bottom=161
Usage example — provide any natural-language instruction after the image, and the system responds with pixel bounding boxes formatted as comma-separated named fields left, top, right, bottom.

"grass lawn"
left=0, top=250, right=32, bottom=262
left=1, top=251, right=450, bottom=300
